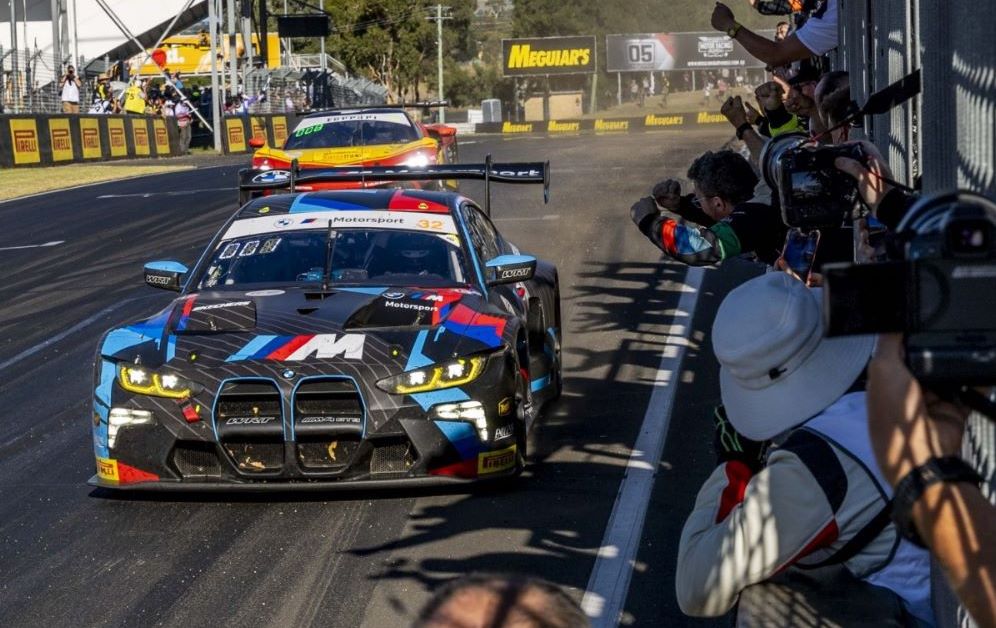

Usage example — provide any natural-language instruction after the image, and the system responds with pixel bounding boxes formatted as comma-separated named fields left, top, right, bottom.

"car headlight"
left=118, top=365, right=202, bottom=399
left=403, top=153, right=431, bottom=168
left=377, top=355, right=486, bottom=394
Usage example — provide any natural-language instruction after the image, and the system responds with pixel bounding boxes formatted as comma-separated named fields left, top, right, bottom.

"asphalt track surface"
left=0, top=130, right=762, bottom=627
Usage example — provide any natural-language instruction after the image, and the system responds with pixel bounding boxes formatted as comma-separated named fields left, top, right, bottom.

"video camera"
left=823, top=191, right=996, bottom=385
left=761, top=133, right=865, bottom=230
left=760, top=70, right=923, bottom=231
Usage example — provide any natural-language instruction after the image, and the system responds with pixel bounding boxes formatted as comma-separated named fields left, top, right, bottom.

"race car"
left=90, top=162, right=561, bottom=490
left=248, top=104, right=458, bottom=196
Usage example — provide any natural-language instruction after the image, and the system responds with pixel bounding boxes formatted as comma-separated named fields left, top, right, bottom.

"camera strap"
left=778, top=428, right=895, bottom=569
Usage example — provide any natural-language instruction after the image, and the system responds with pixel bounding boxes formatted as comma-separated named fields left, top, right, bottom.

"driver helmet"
left=394, top=233, right=446, bottom=276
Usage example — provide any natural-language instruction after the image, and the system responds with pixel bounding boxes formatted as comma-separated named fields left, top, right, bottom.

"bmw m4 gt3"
left=90, top=162, right=561, bottom=490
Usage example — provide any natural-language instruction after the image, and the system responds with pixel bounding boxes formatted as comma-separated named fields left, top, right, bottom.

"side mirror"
left=485, top=254, right=536, bottom=286
left=434, top=125, right=456, bottom=137
left=144, top=260, right=188, bottom=291
left=248, top=136, right=266, bottom=149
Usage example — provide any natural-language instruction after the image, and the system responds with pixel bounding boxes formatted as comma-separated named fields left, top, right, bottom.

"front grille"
left=294, top=380, right=364, bottom=429
left=216, top=381, right=284, bottom=474
left=217, top=381, right=282, bottom=421
left=297, top=437, right=361, bottom=470
left=172, top=442, right=222, bottom=479
left=370, top=439, right=416, bottom=475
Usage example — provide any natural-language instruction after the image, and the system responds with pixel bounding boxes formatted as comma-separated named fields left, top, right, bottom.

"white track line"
left=0, top=240, right=64, bottom=251
left=581, top=265, right=706, bottom=626
left=96, top=187, right=235, bottom=199
left=0, top=297, right=142, bottom=374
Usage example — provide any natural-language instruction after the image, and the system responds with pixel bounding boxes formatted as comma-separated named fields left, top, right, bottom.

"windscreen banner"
left=605, top=32, right=773, bottom=71
left=502, top=36, right=597, bottom=77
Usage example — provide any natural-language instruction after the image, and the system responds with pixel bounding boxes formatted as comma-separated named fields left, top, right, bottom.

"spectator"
left=675, top=272, right=934, bottom=625
left=775, top=20, right=791, bottom=41
left=659, top=75, right=670, bottom=107
left=630, top=79, right=639, bottom=103
left=814, top=70, right=852, bottom=142
left=712, top=0, right=838, bottom=68
left=174, top=98, right=193, bottom=154
left=783, top=64, right=823, bottom=133
left=414, top=573, right=590, bottom=628
left=867, top=334, right=996, bottom=627
left=630, top=150, right=787, bottom=266
left=173, top=71, right=184, bottom=92
left=59, top=65, right=82, bottom=114
left=716, top=77, right=728, bottom=104
left=123, top=79, right=147, bottom=115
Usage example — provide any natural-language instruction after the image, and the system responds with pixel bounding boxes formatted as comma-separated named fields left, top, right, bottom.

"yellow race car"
left=248, top=106, right=458, bottom=194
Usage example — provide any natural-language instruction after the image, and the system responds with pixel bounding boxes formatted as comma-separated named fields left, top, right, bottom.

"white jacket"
left=676, top=392, right=934, bottom=624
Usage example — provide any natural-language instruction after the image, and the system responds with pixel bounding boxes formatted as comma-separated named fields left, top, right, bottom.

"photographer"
left=867, top=335, right=996, bottom=627
left=834, top=140, right=916, bottom=230
left=676, top=272, right=934, bottom=624
left=59, top=65, right=82, bottom=114
left=630, top=150, right=787, bottom=266
left=712, top=0, right=838, bottom=68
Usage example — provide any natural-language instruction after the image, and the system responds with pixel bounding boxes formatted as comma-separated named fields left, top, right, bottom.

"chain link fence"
left=838, top=3, right=995, bottom=627
left=0, top=47, right=84, bottom=114
left=243, top=66, right=388, bottom=114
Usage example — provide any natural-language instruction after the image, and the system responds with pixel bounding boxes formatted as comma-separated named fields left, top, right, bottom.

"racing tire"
left=549, top=284, right=564, bottom=401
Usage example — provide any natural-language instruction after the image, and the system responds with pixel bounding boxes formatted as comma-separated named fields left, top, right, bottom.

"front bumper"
left=91, top=354, right=522, bottom=490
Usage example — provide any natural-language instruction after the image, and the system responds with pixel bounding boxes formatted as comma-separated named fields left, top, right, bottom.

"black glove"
left=630, top=196, right=660, bottom=230
left=713, top=404, right=769, bottom=473
left=652, top=179, right=682, bottom=210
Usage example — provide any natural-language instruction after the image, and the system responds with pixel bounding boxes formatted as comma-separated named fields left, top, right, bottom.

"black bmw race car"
left=90, top=162, right=561, bottom=490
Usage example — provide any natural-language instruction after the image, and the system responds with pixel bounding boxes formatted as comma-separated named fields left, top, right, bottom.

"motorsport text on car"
left=90, top=161, right=562, bottom=490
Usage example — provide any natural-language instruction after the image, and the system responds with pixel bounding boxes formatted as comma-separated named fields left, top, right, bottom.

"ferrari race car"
left=247, top=104, right=458, bottom=198
left=90, top=161, right=561, bottom=490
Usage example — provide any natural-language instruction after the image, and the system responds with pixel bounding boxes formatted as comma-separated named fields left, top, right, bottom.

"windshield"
left=284, top=113, right=420, bottom=150
left=197, top=229, right=470, bottom=289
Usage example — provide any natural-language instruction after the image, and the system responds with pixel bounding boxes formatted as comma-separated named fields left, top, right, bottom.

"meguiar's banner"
left=502, top=36, right=597, bottom=77
left=605, top=31, right=773, bottom=72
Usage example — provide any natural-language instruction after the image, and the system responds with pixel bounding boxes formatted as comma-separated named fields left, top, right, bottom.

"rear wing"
left=237, top=155, right=550, bottom=216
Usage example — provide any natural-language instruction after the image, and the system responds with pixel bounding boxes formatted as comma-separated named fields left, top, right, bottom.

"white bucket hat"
left=712, top=272, right=875, bottom=440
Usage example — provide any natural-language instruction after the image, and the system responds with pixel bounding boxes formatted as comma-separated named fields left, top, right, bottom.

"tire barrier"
left=0, top=113, right=303, bottom=168
left=474, top=111, right=729, bottom=135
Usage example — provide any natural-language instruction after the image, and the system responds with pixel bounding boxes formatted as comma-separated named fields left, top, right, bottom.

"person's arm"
left=631, top=198, right=737, bottom=266
left=867, top=334, right=996, bottom=627
left=676, top=451, right=840, bottom=616
left=712, top=3, right=814, bottom=67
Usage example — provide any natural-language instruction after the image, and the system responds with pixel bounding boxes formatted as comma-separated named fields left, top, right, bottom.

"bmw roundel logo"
left=281, top=369, right=296, bottom=379
left=252, top=170, right=290, bottom=183
left=383, top=291, right=406, bottom=300
left=274, top=218, right=294, bottom=228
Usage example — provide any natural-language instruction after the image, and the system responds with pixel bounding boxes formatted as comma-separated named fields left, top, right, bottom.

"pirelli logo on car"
left=502, top=36, right=597, bottom=77
left=478, top=445, right=517, bottom=475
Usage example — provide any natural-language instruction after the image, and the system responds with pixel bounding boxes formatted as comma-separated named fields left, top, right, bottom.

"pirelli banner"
left=502, top=36, right=597, bottom=77
left=605, top=31, right=772, bottom=71
left=0, top=114, right=184, bottom=168
left=475, top=112, right=729, bottom=135
left=220, top=114, right=299, bottom=153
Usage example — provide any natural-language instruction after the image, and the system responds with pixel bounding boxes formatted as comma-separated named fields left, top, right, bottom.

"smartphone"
left=782, top=228, right=821, bottom=280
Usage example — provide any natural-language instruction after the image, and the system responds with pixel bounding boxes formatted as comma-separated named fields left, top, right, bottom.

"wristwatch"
left=727, top=22, right=742, bottom=38
left=891, top=456, right=984, bottom=548
left=736, top=122, right=753, bottom=140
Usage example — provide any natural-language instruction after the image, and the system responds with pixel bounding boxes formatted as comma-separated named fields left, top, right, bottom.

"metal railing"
left=243, top=67, right=388, bottom=114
